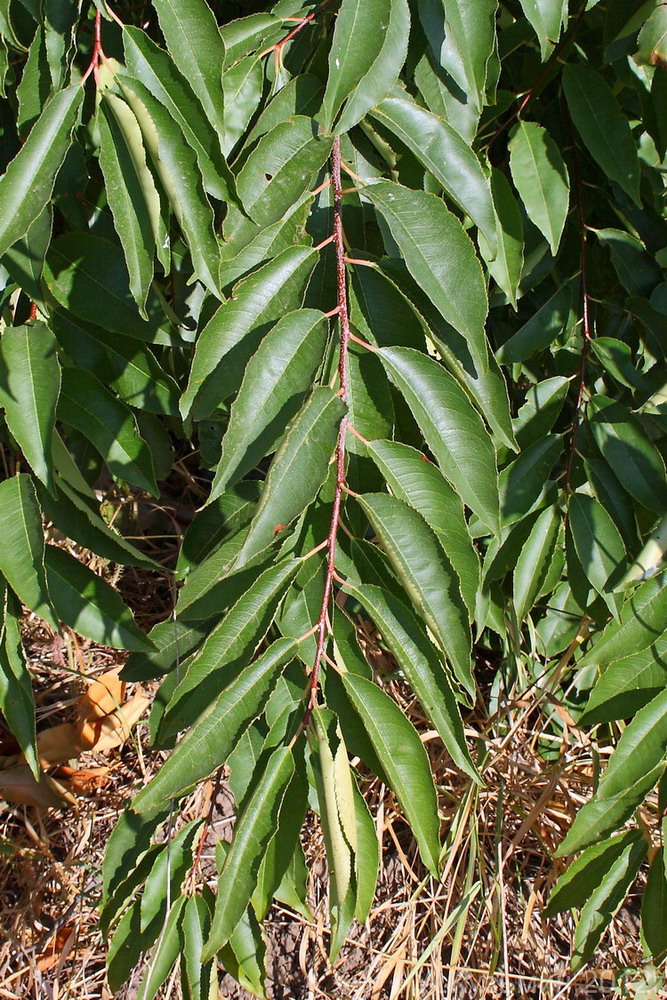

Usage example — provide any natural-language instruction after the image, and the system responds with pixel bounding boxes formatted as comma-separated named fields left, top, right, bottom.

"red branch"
left=303, top=136, right=350, bottom=727
left=259, top=0, right=337, bottom=57
left=82, top=10, right=110, bottom=85
left=564, top=114, right=592, bottom=495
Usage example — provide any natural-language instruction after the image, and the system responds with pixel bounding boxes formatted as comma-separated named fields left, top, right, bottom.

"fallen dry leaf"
left=36, top=925, right=75, bottom=972
left=52, top=765, right=111, bottom=794
left=77, top=669, right=125, bottom=722
left=0, top=765, right=74, bottom=809
left=36, top=724, right=83, bottom=767
left=77, top=692, right=150, bottom=752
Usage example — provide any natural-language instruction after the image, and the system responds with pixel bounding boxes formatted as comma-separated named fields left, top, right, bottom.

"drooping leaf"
left=367, top=440, right=480, bottom=617
left=158, top=559, right=299, bottom=738
left=568, top=492, right=626, bottom=606
left=0, top=593, right=38, bottom=776
left=202, top=746, right=295, bottom=961
left=513, top=504, right=561, bottom=622
left=581, top=633, right=667, bottom=725
left=509, top=120, right=569, bottom=256
left=234, top=388, right=346, bottom=566
left=209, top=309, right=328, bottom=502
left=0, top=84, right=82, bottom=259
left=0, top=321, right=60, bottom=491
left=58, top=369, right=158, bottom=495
left=151, top=0, right=226, bottom=140
left=182, top=245, right=317, bottom=420
left=352, top=583, right=478, bottom=779
left=97, top=93, right=159, bottom=318
left=546, top=830, right=645, bottom=916
left=479, top=167, right=523, bottom=309
left=0, top=474, right=58, bottom=629
left=118, top=75, right=222, bottom=299
left=641, top=849, right=667, bottom=962
left=358, top=491, right=473, bottom=696
left=366, top=182, right=489, bottom=375
left=562, top=63, right=641, bottom=206
left=578, top=574, right=667, bottom=668
left=378, top=347, right=500, bottom=533
left=122, top=25, right=235, bottom=203
left=132, top=640, right=295, bottom=811
left=43, top=545, right=153, bottom=652
left=557, top=687, right=667, bottom=855
left=44, top=233, right=170, bottom=343
left=370, top=94, right=496, bottom=251
left=322, top=0, right=410, bottom=135
left=342, top=673, right=441, bottom=875
left=136, top=896, right=186, bottom=1000
left=517, top=0, right=567, bottom=59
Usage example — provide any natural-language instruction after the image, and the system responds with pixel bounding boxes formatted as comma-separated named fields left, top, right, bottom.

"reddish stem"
left=259, top=0, right=337, bottom=57
left=564, top=114, right=592, bottom=496
left=81, top=10, right=106, bottom=85
left=303, top=136, right=350, bottom=728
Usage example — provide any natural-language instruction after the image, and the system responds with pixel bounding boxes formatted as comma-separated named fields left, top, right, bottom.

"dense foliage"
left=0, top=0, right=666, bottom=993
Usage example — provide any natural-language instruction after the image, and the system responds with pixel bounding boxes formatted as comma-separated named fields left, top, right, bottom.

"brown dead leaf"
left=36, top=723, right=83, bottom=766
left=77, top=668, right=125, bottom=722
left=77, top=692, right=150, bottom=752
left=36, top=925, right=75, bottom=972
left=0, top=765, right=74, bottom=808
left=52, top=765, right=111, bottom=794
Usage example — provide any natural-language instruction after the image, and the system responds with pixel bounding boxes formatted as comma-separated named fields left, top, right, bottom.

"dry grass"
left=0, top=479, right=661, bottom=1000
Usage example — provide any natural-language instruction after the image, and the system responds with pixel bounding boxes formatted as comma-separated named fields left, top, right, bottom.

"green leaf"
left=0, top=84, right=82, bottom=259
left=98, top=93, right=158, bottom=319
left=221, top=55, right=263, bottom=155
left=223, top=118, right=332, bottom=252
left=44, top=233, right=170, bottom=343
left=0, top=322, right=60, bottom=491
left=132, top=639, right=295, bottom=811
left=581, top=633, right=667, bottom=725
left=139, top=820, right=202, bottom=931
left=136, top=896, right=186, bottom=1000
left=209, top=309, right=327, bottom=502
left=358, top=492, right=472, bottom=696
left=496, top=281, right=574, bottom=363
left=366, top=182, right=489, bottom=375
left=479, top=167, right=524, bottom=309
left=202, top=746, right=295, bottom=961
left=122, top=619, right=210, bottom=683
left=558, top=686, right=667, bottom=855
left=571, top=834, right=646, bottom=970
left=367, top=440, right=480, bottom=617
left=235, top=388, right=346, bottom=566
left=118, top=75, right=222, bottom=299
left=43, top=545, right=153, bottom=652
left=102, top=806, right=169, bottom=914
left=578, top=574, right=667, bottom=668
left=508, top=121, right=569, bottom=256
left=3, top=204, right=52, bottom=304
left=438, top=0, right=498, bottom=112
left=151, top=0, right=226, bottom=140
left=0, top=594, right=38, bottom=776
left=311, top=708, right=358, bottom=960
left=158, top=559, right=299, bottom=738
left=370, top=94, right=496, bottom=251
left=517, top=0, right=567, bottom=59
left=122, top=25, right=234, bottom=204
left=499, top=434, right=562, bottom=526
left=341, top=673, right=441, bottom=875
left=177, top=482, right=260, bottom=577
left=352, top=780, right=379, bottom=924
left=635, top=1, right=667, bottom=67
left=562, top=63, right=641, bottom=206
left=352, top=583, right=478, bottom=780
left=546, top=830, right=645, bottom=916
left=642, top=849, right=667, bottom=962
left=0, top=474, right=58, bottom=629
left=513, top=504, right=561, bottom=622
left=589, top=396, right=667, bottom=514
left=321, top=0, right=410, bottom=135
left=182, top=245, right=317, bottom=420
left=37, top=476, right=159, bottom=572
left=51, top=310, right=179, bottom=417
left=58, top=369, right=157, bottom=495
left=180, top=895, right=216, bottom=1000
left=568, top=493, right=626, bottom=604
left=378, top=347, right=500, bottom=533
